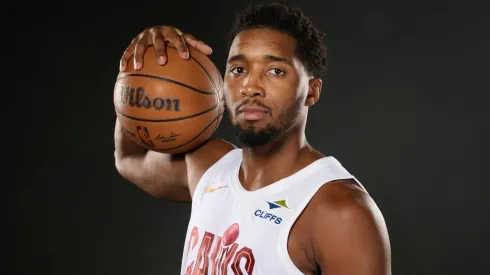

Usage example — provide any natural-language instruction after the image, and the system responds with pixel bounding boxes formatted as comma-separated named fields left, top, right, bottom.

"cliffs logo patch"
left=266, top=200, right=289, bottom=210
left=254, top=200, right=289, bottom=225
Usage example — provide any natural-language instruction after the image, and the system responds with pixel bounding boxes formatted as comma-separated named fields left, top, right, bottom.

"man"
left=115, top=2, right=391, bottom=274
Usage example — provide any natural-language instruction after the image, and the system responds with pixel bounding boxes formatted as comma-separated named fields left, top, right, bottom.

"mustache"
left=235, top=99, right=272, bottom=113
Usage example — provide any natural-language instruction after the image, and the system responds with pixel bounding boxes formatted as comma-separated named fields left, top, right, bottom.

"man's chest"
left=191, top=189, right=291, bottom=249
left=183, top=189, right=316, bottom=274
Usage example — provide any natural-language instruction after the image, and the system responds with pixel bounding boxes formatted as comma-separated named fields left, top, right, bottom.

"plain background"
left=7, top=0, right=489, bottom=274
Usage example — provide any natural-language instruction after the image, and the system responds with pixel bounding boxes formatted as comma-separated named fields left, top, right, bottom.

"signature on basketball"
left=123, top=128, right=136, bottom=138
left=155, top=132, right=180, bottom=143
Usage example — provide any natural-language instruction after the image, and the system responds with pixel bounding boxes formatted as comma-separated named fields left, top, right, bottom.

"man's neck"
left=239, top=128, right=324, bottom=191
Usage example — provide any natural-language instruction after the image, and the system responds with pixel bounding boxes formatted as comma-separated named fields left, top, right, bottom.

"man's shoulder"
left=302, top=178, right=385, bottom=238
left=315, top=179, right=366, bottom=205
left=304, top=179, right=391, bottom=273
left=186, top=138, right=238, bottom=189
left=188, top=138, right=238, bottom=163
left=311, top=179, right=371, bottom=214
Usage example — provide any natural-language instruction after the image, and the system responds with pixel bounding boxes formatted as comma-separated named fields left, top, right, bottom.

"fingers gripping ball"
left=114, top=45, right=224, bottom=154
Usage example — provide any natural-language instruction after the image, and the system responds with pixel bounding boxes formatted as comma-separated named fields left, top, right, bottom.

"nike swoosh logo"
left=205, top=185, right=228, bottom=193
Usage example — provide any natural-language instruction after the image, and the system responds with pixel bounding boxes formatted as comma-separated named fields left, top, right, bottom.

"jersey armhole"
left=276, top=160, right=359, bottom=273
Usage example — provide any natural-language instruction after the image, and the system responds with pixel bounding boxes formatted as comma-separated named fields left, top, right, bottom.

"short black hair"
left=228, top=1, right=327, bottom=79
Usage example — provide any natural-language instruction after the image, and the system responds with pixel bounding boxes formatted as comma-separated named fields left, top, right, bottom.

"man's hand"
left=119, top=26, right=213, bottom=71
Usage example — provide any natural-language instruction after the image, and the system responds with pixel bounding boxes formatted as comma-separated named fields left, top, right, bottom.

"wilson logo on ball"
left=116, top=84, right=181, bottom=112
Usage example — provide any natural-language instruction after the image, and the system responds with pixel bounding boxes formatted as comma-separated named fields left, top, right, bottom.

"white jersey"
left=180, top=149, right=365, bottom=274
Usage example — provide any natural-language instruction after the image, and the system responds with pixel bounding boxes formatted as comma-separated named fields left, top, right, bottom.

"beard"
left=233, top=122, right=283, bottom=147
left=231, top=96, right=304, bottom=148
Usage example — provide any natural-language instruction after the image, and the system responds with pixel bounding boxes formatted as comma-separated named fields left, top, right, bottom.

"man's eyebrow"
left=227, top=54, right=245, bottom=63
left=227, top=54, right=293, bottom=66
left=264, top=55, right=293, bottom=66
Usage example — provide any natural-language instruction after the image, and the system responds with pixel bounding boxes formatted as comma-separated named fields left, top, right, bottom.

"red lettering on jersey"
left=219, top=243, right=238, bottom=275
left=185, top=226, right=199, bottom=275
left=210, top=236, right=222, bottom=275
left=192, top=232, right=215, bottom=275
left=184, top=224, right=255, bottom=274
left=188, top=226, right=199, bottom=255
left=231, top=247, right=255, bottom=275
left=185, top=263, right=194, bottom=275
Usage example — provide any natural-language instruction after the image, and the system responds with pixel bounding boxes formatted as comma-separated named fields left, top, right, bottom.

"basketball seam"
left=158, top=114, right=222, bottom=152
left=167, top=45, right=223, bottom=131
left=114, top=103, right=219, bottom=122
left=167, top=45, right=217, bottom=91
left=116, top=73, right=216, bottom=95
left=213, top=99, right=225, bottom=132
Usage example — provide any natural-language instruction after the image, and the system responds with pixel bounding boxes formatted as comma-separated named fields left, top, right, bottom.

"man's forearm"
left=114, top=118, right=147, bottom=159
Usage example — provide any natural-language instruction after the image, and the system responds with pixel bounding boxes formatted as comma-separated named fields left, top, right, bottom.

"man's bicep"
left=116, top=138, right=236, bottom=201
left=117, top=150, right=191, bottom=201
left=314, top=185, right=391, bottom=275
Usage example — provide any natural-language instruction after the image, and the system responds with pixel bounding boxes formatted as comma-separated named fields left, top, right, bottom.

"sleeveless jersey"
left=180, top=149, right=366, bottom=274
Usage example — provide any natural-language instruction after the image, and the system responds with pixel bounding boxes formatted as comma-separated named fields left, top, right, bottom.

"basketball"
left=114, top=45, right=224, bottom=155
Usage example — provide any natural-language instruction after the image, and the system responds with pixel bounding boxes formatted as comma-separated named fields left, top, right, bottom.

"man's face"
left=224, top=28, right=311, bottom=147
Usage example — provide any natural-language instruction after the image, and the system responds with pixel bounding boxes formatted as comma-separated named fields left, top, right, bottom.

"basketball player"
left=115, top=2, right=391, bottom=274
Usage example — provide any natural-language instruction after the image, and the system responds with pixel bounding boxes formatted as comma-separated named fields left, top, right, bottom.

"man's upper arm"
left=116, top=138, right=236, bottom=201
left=312, top=181, right=391, bottom=275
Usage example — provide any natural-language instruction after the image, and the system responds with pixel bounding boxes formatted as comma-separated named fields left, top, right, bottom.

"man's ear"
left=305, top=78, right=322, bottom=106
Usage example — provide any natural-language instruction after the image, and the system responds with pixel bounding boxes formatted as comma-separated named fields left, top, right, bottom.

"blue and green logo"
left=266, top=200, right=289, bottom=210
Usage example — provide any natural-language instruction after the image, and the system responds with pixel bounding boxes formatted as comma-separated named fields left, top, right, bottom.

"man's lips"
left=238, top=105, right=269, bottom=113
left=237, top=105, right=269, bottom=121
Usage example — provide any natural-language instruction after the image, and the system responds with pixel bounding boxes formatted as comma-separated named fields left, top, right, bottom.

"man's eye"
left=268, top=68, right=285, bottom=75
left=231, top=67, right=245, bottom=74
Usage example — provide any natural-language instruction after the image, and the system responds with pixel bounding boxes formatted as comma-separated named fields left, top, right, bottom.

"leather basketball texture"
left=114, top=45, right=224, bottom=155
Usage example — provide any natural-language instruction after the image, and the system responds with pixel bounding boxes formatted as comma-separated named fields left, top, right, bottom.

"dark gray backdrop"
left=7, top=0, right=489, bottom=274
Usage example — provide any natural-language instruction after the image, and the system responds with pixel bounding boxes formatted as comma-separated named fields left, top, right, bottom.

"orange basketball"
left=114, top=45, right=224, bottom=155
